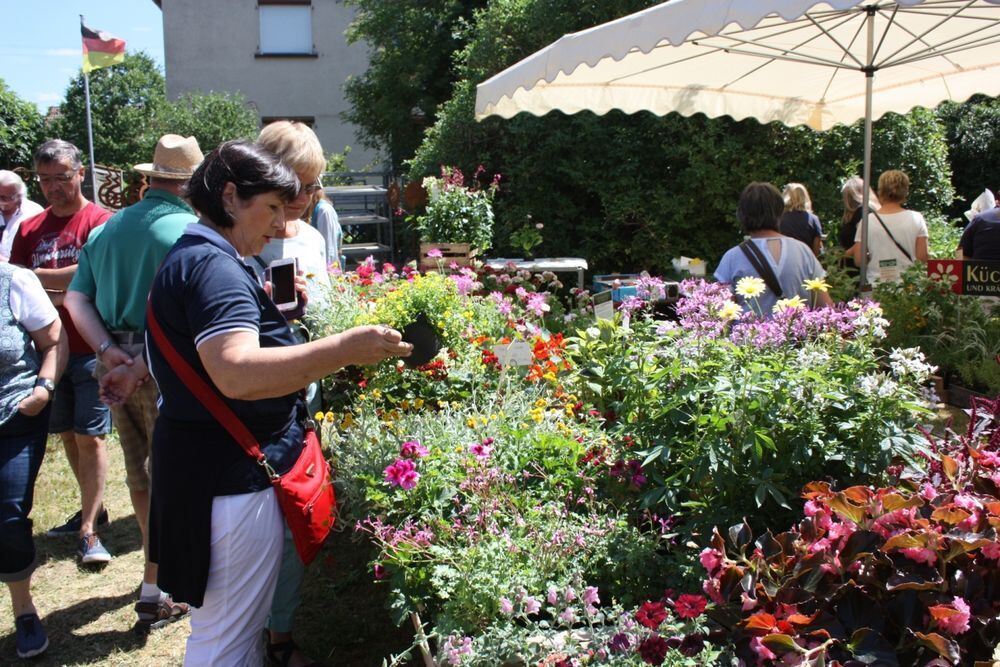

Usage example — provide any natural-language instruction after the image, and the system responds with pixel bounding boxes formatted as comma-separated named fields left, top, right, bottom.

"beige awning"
left=476, top=0, right=1000, bottom=130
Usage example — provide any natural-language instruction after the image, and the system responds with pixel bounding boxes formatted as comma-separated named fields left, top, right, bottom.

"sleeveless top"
left=0, top=263, right=40, bottom=426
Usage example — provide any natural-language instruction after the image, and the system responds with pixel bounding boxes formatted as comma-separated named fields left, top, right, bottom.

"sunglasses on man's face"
left=35, top=172, right=77, bottom=185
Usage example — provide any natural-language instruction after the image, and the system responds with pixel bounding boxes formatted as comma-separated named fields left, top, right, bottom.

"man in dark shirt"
left=959, top=206, right=1000, bottom=261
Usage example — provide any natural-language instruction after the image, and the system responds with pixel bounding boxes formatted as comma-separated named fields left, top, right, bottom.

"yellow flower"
left=314, top=411, right=325, bottom=422
left=803, top=278, right=830, bottom=293
left=735, top=276, right=766, bottom=298
left=414, top=398, right=425, bottom=409
left=324, top=411, right=335, bottom=424
left=718, top=300, right=742, bottom=321
left=340, top=413, right=355, bottom=429
left=773, top=295, right=806, bottom=313
left=467, top=417, right=477, bottom=428
left=534, top=398, right=547, bottom=408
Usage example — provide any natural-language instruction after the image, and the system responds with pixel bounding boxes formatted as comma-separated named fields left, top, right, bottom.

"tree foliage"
left=938, top=95, right=1000, bottom=216
left=405, top=0, right=956, bottom=273
left=342, top=0, right=488, bottom=170
left=149, top=91, right=259, bottom=155
left=0, top=78, right=45, bottom=169
left=54, top=51, right=166, bottom=169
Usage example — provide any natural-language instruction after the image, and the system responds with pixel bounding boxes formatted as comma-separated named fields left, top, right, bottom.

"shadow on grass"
left=33, top=512, right=143, bottom=568
left=0, top=590, right=147, bottom=665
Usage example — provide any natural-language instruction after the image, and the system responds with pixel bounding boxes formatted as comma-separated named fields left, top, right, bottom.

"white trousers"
left=184, top=487, right=283, bottom=667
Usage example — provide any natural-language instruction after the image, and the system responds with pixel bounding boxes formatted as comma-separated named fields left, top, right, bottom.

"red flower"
left=673, top=594, right=708, bottom=619
left=635, top=601, right=668, bottom=629
left=638, top=634, right=669, bottom=665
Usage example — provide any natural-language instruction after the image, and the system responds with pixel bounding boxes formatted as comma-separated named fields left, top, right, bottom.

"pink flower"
left=702, top=577, right=724, bottom=604
left=583, top=586, right=600, bottom=606
left=426, top=248, right=443, bottom=259
left=750, top=636, right=777, bottom=662
left=930, top=597, right=971, bottom=635
left=741, top=591, right=758, bottom=611
left=499, top=597, right=514, bottom=616
left=468, top=439, right=493, bottom=460
left=547, top=586, right=559, bottom=606
left=383, top=458, right=420, bottom=490
left=920, top=482, right=938, bottom=500
left=373, top=563, right=388, bottom=580
left=981, top=542, right=1000, bottom=560
left=900, top=547, right=937, bottom=566
left=699, top=548, right=723, bottom=575
left=399, top=440, right=428, bottom=458
left=523, top=596, right=541, bottom=614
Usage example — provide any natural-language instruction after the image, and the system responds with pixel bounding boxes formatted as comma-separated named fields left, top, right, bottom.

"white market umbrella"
left=475, top=0, right=1000, bottom=284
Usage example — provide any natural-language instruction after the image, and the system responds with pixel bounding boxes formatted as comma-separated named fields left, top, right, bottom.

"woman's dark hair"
left=185, top=140, right=300, bottom=228
left=736, top=182, right=784, bottom=232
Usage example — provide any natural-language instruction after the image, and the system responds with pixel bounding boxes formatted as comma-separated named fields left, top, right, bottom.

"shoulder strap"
left=739, top=240, right=784, bottom=298
left=250, top=255, right=268, bottom=271
left=145, top=300, right=266, bottom=463
left=872, top=212, right=913, bottom=262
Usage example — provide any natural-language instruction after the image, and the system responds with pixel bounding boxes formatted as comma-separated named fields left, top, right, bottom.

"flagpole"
left=81, top=15, right=99, bottom=201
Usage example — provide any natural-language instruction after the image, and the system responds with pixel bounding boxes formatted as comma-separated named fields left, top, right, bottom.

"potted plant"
left=414, top=166, right=498, bottom=269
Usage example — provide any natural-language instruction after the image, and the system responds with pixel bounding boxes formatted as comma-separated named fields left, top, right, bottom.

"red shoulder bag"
left=146, top=302, right=336, bottom=565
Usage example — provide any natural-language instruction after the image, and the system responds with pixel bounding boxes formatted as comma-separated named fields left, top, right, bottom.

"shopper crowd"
left=2, top=119, right=995, bottom=665
left=0, top=125, right=409, bottom=666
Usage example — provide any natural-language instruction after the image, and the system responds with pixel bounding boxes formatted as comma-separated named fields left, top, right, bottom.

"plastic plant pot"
left=401, top=312, right=441, bottom=368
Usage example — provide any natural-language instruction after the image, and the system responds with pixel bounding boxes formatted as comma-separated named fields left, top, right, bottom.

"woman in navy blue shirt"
left=102, top=141, right=411, bottom=665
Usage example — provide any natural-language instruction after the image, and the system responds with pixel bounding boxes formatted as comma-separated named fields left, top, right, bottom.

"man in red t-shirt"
left=9, top=139, right=113, bottom=565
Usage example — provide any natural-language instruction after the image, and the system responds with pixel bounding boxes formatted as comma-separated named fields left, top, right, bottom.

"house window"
left=258, top=1, right=314, bottom=56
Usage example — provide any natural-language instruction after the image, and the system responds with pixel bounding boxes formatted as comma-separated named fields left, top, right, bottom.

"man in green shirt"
left=64, top=134, right=203, bottom=631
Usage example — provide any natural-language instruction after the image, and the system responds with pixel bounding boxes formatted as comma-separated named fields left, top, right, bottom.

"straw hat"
left=134, top=134, right=203, bottom=179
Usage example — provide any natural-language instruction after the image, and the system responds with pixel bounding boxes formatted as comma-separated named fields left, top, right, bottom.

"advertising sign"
left=928, top=260, right=1000, bottom=296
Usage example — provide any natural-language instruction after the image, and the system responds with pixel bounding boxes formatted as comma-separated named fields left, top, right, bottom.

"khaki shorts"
left=95, top=342, right=159, bottom=492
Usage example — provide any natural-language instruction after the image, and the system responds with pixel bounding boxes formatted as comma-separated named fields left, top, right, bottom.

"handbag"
left=145, top=302, right=336, bottom=565
left=738, top=239, right=784, bottom=298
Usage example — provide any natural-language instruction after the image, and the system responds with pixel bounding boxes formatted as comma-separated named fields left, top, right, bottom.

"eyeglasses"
left=302, top=181, right=323, bottom=196
left=35, top=172, right=77, bottom=185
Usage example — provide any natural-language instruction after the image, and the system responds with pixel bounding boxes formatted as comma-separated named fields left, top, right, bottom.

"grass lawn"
left=0, top=433, right=414, bottom=666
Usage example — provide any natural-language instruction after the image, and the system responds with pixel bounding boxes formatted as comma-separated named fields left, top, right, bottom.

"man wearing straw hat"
left=65, top=134, right=203, bottom=631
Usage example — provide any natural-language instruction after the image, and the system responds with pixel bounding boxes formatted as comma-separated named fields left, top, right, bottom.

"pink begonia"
left=702, top=577, right=724, bottom=604
left=750, top=636, right=777, bottom=662
left=954, top=494, right=979, bottom=511
left=383, top=458, right=420, bottom=490
left=399, top=440, right=428, bottom=458
left=981, top=542, right=1000, bottom=560
left=499, top=597, right=514, bottom=616
left=741, top=591, right=758, bottom=612
left=932, top=597, right=971, bottom=635
left=699, top=547, right=723, bottom=575
left=920, top=483, right=937, bottom=500
left=426, top=248, right=443, bottom=259
left=900, top=547, right=937, bottom=566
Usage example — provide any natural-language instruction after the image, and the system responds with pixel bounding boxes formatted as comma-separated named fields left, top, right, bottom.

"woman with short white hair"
left=0, top=171, right=43, bottom=263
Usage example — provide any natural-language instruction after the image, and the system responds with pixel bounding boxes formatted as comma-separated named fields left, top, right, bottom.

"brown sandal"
left=134, top=596, right=190, bottom=631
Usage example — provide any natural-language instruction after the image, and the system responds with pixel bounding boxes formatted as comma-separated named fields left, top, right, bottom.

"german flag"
left=81, top=23, right=125, bottom=73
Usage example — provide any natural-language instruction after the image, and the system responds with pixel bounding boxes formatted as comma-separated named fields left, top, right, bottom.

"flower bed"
left=306, top=261, right=982, bottom=665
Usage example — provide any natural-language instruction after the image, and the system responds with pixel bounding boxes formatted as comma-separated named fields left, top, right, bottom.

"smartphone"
left=265, top=257, right=299, bottom=311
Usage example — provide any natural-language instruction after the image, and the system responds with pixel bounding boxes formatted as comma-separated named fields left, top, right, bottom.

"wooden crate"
left=419, top=242, right=475, bottom=270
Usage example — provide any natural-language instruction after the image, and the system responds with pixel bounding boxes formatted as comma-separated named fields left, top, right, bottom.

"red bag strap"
left=145, top=300, right=270, bottom=470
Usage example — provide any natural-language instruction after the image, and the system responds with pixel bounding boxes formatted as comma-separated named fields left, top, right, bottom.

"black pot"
left=401, top=313, right=441, bottom=368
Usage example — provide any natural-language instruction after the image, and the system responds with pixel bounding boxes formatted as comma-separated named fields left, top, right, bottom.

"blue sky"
left=1, top=1, right=165, bottom=111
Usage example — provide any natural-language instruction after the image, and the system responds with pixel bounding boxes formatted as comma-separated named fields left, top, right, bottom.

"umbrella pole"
left=859, top=7, right=876, bottom=290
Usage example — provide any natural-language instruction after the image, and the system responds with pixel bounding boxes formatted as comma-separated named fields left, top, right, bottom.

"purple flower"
left=608, top=633, right=631, bottom=654
left=468, top=439, right=494, bottom=460
left=384, top=458, right=420, bottom=490
left=427, top=248, right=443, bottom=259
left=373, top=563, right=388, bottom=580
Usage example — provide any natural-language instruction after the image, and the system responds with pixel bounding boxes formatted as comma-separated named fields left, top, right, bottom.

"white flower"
left=585, top=327, right=601, bottom=338
left=889, top=347, right=937, bottom=382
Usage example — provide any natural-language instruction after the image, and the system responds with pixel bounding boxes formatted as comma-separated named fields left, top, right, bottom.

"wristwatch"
left=97, top=338, right=115, bottom=355
left=35, top=377, right=56, bottom=398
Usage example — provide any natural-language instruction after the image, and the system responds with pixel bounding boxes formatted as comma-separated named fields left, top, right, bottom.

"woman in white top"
left=849, top=170, right=928, bottom=284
